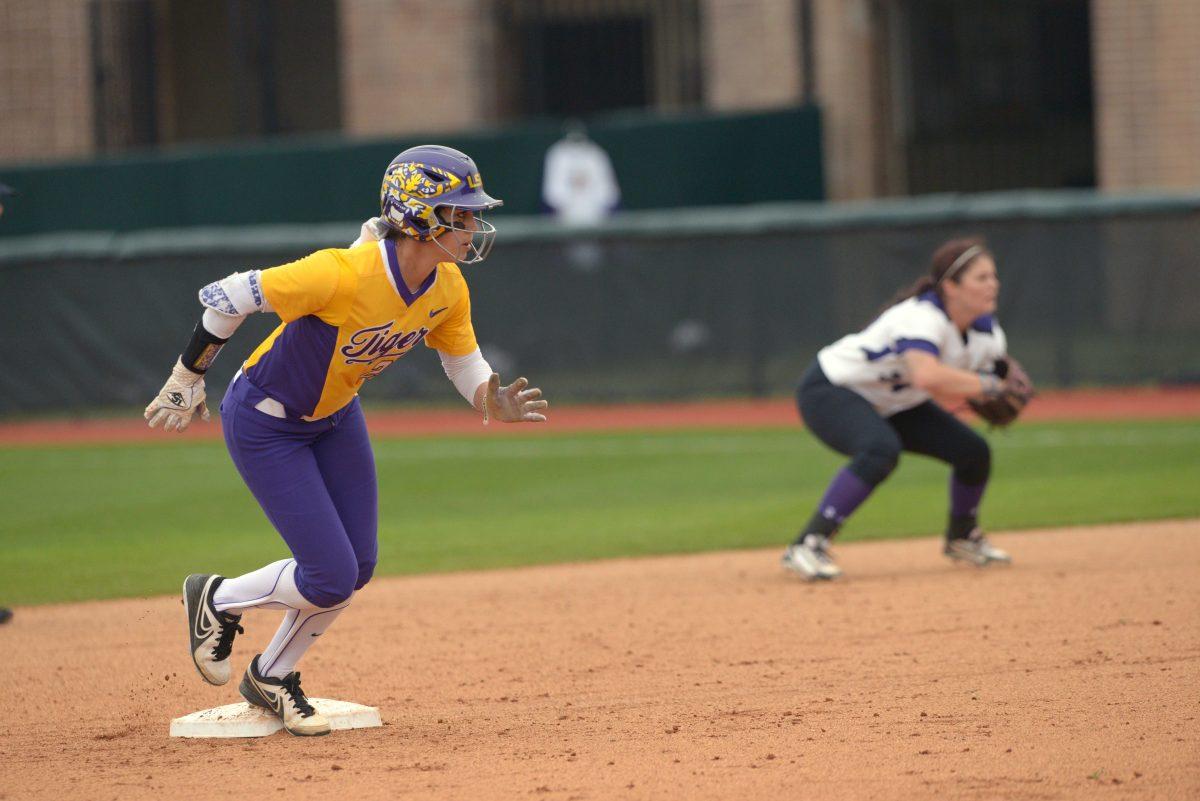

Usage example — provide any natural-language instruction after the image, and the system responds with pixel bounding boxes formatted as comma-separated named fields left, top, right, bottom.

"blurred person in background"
left=782, top=238, right=1025, bottom=581
left=542, top=120, right=620, bottom=271
left=542, top=120, right=620, bottom=226
left=142, top=146, right=548, bottom=735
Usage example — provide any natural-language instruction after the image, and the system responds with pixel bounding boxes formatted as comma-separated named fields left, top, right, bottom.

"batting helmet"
left=379, top=145, right=502, bottom=264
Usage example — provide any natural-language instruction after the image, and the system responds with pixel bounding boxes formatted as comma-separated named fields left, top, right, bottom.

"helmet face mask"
left=380, top=145, right=502, bottom=264
left=430, top=204, right=498, bottom=265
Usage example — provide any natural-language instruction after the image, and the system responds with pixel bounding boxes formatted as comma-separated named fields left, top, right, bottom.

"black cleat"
left=183, top=574, right=243, bottom=685
left=239, top=654, right=331, bottom=736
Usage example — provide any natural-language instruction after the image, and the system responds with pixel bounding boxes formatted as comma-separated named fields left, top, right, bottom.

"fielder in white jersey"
left=817, top=291, right=1008, bottom=418
left=782, top=238, right=1021, bottom=580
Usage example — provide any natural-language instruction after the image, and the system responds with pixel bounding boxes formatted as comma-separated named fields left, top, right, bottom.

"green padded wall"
left=0, top=107, right=823, bottom=237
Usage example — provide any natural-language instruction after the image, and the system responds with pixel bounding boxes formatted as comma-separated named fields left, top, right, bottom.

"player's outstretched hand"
left=485, top=373, right=548, bottom=424
left=144, top=358, right=211, bottom=432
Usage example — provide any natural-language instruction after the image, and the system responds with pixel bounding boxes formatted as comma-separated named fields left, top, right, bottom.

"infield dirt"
left=2, top=519, right=1197, bottom=800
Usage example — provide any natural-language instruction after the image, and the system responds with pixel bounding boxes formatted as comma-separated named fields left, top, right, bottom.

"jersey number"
left=878, top=370, right=910, bottom=393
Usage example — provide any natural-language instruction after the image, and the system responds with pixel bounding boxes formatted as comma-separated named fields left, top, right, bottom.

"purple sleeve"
left=895, top=338, right=940, bottom=356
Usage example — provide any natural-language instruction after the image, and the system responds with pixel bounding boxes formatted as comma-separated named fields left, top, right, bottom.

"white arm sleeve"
left=198, top=270, right=273, bottom=338
left=977, top=321, right=1009, bottom=371
left=991, top=321, right=1009, bottom=358
left=201, top=308, right=243, bottom=339
left=350, top=217, right=392, bottom=247
left=439, top=348, right=493, bottom=406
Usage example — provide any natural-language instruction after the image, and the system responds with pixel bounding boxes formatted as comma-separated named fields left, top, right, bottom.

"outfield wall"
left=0, top=107, right=823, bottom=237
left=0, top=190, right=1198, bottom=417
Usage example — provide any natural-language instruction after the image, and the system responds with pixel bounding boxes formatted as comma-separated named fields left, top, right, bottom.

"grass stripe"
left=1, top=419, right=1196, bottom=604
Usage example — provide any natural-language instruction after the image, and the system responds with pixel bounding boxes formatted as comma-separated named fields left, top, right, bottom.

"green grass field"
left=2, top=418, right=1198, bottom=605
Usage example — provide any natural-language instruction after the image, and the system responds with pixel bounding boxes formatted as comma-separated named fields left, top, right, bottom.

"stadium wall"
left=0, top=107, right=823, bottom=237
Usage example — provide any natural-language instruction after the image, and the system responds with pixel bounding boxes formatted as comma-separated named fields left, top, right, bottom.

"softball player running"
left=144, top=146, right=548, bottom=735
left=783, top=238, right=1016, bottom=580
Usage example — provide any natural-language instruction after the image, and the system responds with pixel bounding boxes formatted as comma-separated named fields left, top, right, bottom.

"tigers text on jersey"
left=816, top=291, right=1007, bottom=417
left=242, top=239, right=477, bottom=420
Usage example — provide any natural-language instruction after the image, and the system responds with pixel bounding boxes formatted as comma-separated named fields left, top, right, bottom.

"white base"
left=169, top=699, right=382, bottom=738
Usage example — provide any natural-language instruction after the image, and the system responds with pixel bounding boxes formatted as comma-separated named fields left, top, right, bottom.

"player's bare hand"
left=485, top=373, right=548, bottom=424
left=144, top=358, right=211, bottom=432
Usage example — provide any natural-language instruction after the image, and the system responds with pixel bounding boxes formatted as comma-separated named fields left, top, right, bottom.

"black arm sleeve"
left=180, top=320, right=230, bottom=375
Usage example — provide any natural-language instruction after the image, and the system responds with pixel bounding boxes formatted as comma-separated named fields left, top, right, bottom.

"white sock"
left=259, top=601, right=350, bottom=679
left=213, top=559, right=311, bottom=613
left=213, top=558, right=350, bottom=678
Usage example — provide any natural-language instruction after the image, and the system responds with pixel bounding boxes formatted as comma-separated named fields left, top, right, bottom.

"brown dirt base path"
left=2, top=519, right=1198, bottom=801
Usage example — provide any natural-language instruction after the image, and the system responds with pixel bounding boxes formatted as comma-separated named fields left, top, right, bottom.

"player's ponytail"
left=884, top=237, right=991, bottom=310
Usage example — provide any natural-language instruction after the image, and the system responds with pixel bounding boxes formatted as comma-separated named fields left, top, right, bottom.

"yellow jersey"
left=242, top=238, right=477, bottom=420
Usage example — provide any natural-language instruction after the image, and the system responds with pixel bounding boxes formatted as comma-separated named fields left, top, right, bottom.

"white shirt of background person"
left=541, top=125, right=620, bottom=226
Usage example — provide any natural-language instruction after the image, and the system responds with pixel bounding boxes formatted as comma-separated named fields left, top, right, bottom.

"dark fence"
left=1, top=190, right=1198, bottom=418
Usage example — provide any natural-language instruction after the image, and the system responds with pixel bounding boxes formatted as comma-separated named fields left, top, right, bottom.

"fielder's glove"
left=968, top=356, right=1035, bottom=427
left=483, top=373, right=548, bottom=424
left=144, top=358, right=211, bottom=432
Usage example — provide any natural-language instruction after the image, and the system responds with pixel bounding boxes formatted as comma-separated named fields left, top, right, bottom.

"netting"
left=1, top=191, right=1197, bottom=417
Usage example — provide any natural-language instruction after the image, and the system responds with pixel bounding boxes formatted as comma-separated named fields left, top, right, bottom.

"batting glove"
left=144, top=358, right=211, bottom=432
left=483, top=373, right=548, bottom=424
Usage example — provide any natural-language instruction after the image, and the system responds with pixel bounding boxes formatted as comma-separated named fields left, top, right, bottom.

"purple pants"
left=220, top=374, right=378, bottom=608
